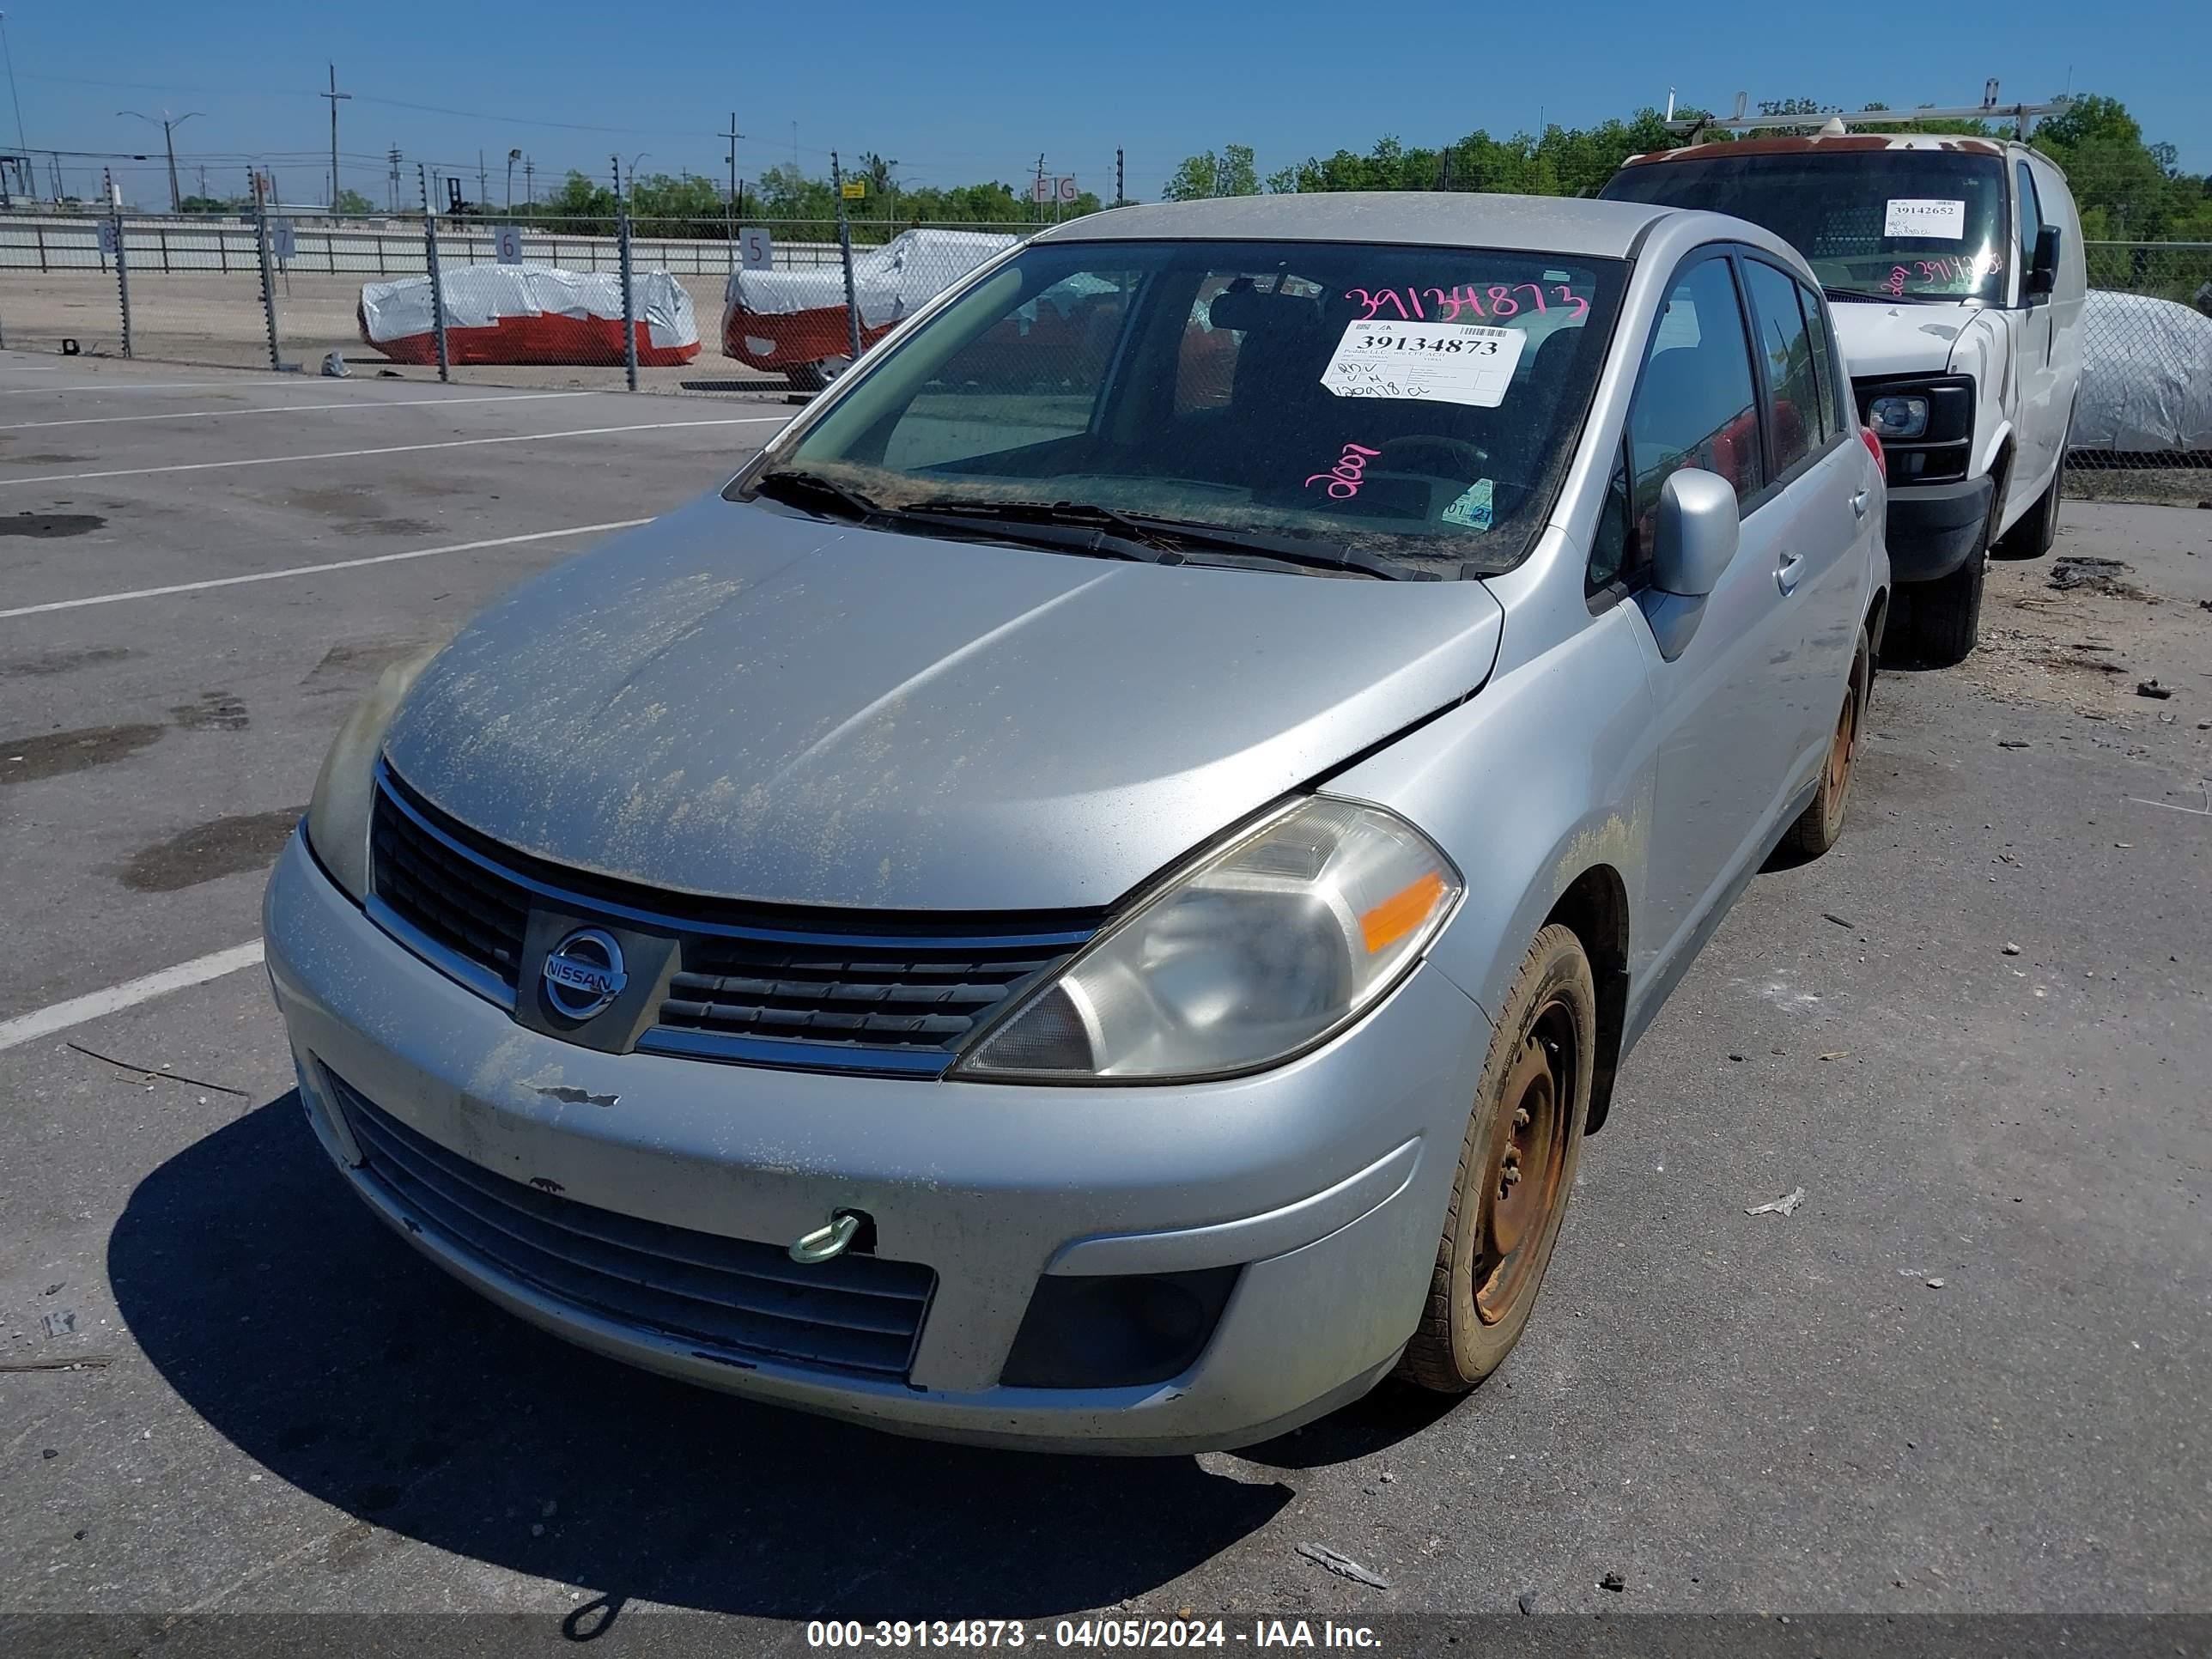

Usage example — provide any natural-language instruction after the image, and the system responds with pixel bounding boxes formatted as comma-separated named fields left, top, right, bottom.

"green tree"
left=333, top=186, right=375, bottom=215
left=1162, top=144, right=1258, bottom=201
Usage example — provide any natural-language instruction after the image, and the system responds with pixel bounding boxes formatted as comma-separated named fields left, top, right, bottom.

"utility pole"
left=720, top=112, right=742, bottom=272
left=506, top=148, right=520, bottom=214
left=1115, top=147, right=1124, bottom=207
left=0, top=10, right=29, bottom=193
left=321, top=64, right=349, bottom=211
left=118, top=109, right=201, bottom=213
left=524, top=156, right=533, bottom=206
left=477, top=148, right=488, bottom=209
left=387, top=145, right=401, bottom=213
left=1035, top=152, right=1045, bottom=223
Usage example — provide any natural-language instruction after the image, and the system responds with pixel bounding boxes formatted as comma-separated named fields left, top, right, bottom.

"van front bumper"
left=262, top=830, right=1490, bottom=1453
left=1886, top=474, right=1995, bottom=582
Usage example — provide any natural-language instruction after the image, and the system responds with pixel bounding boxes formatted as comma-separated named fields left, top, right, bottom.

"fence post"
left=419, top=167, right=450, bottom=384
left=111, top=200, right=134, bottom=358
left=831, top=151, right=862, bottom=361
left=618, top=210, right=639, bottom=392
left=35, top=224, right=45, bottom=272
left=252, top=190, right=283, bottom=371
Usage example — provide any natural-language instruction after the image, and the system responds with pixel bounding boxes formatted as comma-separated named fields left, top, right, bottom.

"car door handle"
left=1850, top=489, right=1871, bottom=519
left=1777, top=550, right=1805, bottom=595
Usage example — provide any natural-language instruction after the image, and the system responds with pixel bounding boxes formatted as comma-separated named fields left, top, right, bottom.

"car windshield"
left=1602, top=149, right=2009, bottom=305
left=753, top=238, right=1627, bottom=577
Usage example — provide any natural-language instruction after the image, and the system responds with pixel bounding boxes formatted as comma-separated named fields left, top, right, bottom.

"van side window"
left=2015, top=162, right=2045, bottom=279
left=1797, top=279, right=1844, bottom=443
left=1626, top=257, right=1763, bottom=550
left=1741, top=258, right=1821, bottom=477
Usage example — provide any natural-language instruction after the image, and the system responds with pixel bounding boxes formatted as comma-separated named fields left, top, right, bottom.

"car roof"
left=1621, top=131, right=2021, bottom=167
left=1031, top=191, right=1675, bottom=259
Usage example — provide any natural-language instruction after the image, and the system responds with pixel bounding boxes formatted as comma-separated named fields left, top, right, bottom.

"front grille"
left=325, top=1067, right=935, bottom=1378
left=367, top=764, right=1097, bottom=1075
left=660, top=938, right=1068, bottom=1050
left=372, top=783, right=530, bottom=990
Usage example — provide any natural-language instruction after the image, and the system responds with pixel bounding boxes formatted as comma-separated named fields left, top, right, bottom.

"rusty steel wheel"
left=1398, top=923, right=1595, bottom=1393
left=1782, top=626, right=1872, bottom=860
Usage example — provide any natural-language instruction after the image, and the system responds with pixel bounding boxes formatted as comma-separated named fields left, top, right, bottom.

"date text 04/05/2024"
left=803, top=1618, right=1382, bottom=1649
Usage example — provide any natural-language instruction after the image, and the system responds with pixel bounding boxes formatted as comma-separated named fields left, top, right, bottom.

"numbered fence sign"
left=494, top=225, right=524, bottom=265
left=270, top=219, right=297, bottom=263
left=97, top=219, right=120, bottom=257
left=739, top=227, right=774, bottom=271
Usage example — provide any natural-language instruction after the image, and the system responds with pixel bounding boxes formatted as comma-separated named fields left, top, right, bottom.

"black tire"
left=1780, top=628, right=1871, bottom=860
left=1993, top=459, right=2063, bottom=560
left=1886, top=551, right=1984, bottom=668
left=1398, top=924, right=1595, bottom=1394
left=785, top=359, right=832, bottom=392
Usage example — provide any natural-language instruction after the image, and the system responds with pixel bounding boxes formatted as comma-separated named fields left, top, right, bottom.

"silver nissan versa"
left=266, top=194, right=1888, bottom=1453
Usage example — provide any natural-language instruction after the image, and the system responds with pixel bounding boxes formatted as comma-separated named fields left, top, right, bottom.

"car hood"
left=1829, top=299, right=1983, bottom=380
left=382, top=495, right=1504, bottom=913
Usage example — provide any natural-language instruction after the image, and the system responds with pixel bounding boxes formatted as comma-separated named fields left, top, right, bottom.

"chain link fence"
left=0, top=207, right=1036, bottom=401
left=9, top=211, right=2205, bottom=501
left=2066, top=240, right=2212, bottom=501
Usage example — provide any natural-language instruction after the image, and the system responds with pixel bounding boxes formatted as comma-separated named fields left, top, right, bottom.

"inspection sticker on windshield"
left=1320, top=320, right=1524, bottom=407
left=1441, top=478, right=1494, bottom=531
left=1882, top=198, right=1966, bottom=240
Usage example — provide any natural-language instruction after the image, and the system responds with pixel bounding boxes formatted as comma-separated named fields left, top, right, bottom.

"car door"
left=1620, top=251, right=1803, bottom=988
left=2010, top=157, right=2064, bottom=513
left=1741, top=254, right=1870, bottom=779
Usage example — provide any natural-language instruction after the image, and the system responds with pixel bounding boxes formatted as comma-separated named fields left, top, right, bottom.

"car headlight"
left=1867, top=393, right=1930, bottom=441
left=955, top=798, right=1462, bottom=1083
left=305, top=645, right=443, bottom=902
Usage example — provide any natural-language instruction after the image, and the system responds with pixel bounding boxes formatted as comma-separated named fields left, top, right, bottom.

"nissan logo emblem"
left=541, top=927, right=627, bottom=1020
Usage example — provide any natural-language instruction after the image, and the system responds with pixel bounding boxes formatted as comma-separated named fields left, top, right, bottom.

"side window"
left=1588, top=443, right=1633, bottom=591
left=1626, top=256, right=1762, bottom=547
left=1798, top=279, right=1845, bottom=444
left=1175, top=276, right=1243, bottom=415
left=1742, top=258, right=1821, bottom=476
left=2015, top=161, right=2045, bottom=275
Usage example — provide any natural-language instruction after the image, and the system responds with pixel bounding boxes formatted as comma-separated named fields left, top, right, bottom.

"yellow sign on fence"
left=841, top=181, right=866, bottom=199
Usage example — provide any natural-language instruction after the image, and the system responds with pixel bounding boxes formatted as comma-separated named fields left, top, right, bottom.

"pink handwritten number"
left=1887, top=266, right=1908, bottom=298
left=1553, top=286, right=1588, bottom=321
left=1306, top=441, right=1382, bottom=501
left=1513, top=283, right=1547, bottom=313
left=1350, top=283, right=1588, bottom=322
left=1486, top=285, right=1519, bottom=318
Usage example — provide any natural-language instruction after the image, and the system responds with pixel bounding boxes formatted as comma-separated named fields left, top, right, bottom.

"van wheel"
left=1781, top=628, right=1870, bottom=859
left=1398, top=924, right=1594, bottom=1394
left=786, top=357, right=847, bottom=392
left=1994, top=456, right=2065, bottom=561
left=1886, top=553, right=1984, bottom=668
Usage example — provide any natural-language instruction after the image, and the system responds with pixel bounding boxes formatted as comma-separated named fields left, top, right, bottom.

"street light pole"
left=119, top=109, right=201, bottom=212
left=506, top=148, right=520, bottom=214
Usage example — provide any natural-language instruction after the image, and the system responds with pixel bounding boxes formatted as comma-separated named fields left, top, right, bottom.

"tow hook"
left=789, top=1210, right=865, bottom=1264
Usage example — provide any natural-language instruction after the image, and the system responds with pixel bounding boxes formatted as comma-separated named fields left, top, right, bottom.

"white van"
left=1603, top=132, right=2084, bottom=665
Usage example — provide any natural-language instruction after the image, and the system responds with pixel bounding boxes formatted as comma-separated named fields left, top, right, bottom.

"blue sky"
left=11, top=0, right=2209, bottom=209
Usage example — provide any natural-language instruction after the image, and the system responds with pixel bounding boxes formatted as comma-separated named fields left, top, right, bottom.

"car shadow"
left=107, top=1095, right=1294, bottom=1620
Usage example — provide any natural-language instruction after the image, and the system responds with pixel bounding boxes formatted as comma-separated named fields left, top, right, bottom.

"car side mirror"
left=1651, top=469, right=1740, bottom=597
left=2027, top=224, right=2062, bottom=298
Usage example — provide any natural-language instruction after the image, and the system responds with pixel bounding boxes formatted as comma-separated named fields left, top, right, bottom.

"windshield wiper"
left=749, top=468, right=884, bottom=521
left=892, top=504, right=1177, bottom=565
left=917, top=499, right=1433, bottom=580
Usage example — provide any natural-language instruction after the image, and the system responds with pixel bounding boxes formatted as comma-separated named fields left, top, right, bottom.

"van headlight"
left=955, top=798, right=1461, bottom=1083
left=1866, top=393, right=1931, bottom=441
left=304, top=645, right=442, bottom=902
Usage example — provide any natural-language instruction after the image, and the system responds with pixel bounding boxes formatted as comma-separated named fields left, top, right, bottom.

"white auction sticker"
left=1320, top=320, right=1525, bottom=407
left=1883, top=198, right=1966, bottom=240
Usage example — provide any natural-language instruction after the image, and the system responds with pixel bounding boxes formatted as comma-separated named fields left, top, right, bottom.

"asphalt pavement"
left=1, top=351, right=2206, bottom=1642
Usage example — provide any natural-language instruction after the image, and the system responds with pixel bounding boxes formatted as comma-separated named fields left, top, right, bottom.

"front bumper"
left=1885, top=474, right=1996, bottom=583
left=263, top=831, right=1490, bottom=1453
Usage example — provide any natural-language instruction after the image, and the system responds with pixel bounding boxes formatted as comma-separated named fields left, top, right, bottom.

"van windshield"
left=756, top=239, right=1626, bottom=577
left=1602, top=149, right=2009, bottom=305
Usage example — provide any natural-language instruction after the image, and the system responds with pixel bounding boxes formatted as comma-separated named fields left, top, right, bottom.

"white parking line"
left=0, top=940, right=265, bottom=1054
left=0, top=520, right=654, bottom=620
left=0, top=381, right=235, bottom=396
left=0, top=416, right=787, bottom=486
left=0, top=390, right=592, bottom=431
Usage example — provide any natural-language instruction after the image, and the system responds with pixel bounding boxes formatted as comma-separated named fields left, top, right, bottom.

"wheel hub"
left=1474, top=1024, right=1569, bottom=1324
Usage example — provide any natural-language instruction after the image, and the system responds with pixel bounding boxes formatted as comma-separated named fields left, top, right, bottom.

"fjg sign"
left=1031, top=175, right=1078, bottom=204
